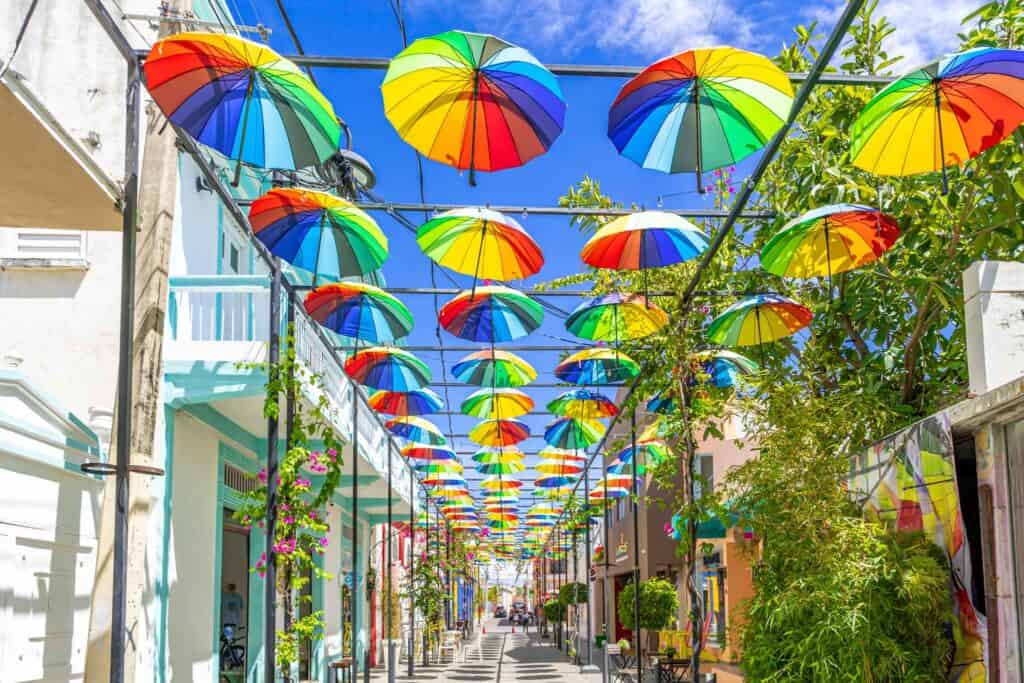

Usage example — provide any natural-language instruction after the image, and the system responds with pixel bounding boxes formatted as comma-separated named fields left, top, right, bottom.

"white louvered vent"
left=224, top=463, right=258, bottom=494
left=0, top=228, right=88, bottom=266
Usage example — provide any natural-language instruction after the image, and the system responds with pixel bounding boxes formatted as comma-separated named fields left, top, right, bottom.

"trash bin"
left=595, top=634, right=606, bottom=649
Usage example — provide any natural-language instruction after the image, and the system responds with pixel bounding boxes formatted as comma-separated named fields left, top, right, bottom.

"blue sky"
left=225, top=0, right=969, bottom=512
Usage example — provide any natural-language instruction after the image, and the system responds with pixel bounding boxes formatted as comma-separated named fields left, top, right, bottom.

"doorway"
left=219, top=507, right=250, bottom=681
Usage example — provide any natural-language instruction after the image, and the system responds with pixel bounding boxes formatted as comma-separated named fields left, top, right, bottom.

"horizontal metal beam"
left=431, top=381, right=603, bottom=388
left=337, top=344, right=586, bottom=353
left=280, top=53, right=893, bottom=86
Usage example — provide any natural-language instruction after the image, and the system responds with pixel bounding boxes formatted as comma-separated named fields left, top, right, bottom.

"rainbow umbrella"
left=607, top=46, right=793, bottom=190
left=555, top=348, right=640, bottom=385
left=544, top=417, right=605, bottom=450
left=535, top=474, right=578, bottom=489
left=401, top=444, right=456, bottom=461
left=706, top=294, right=812, bottom=347
left=547, top=389, right=618, bottom=420
left=451, top=349, right=536, bottom=387
left=143, top=32, right=340, bottom=182
left=439, top=286, right=543, bottom=342
left=417, top=208, right=544, bottom=292
left=535, top=460, right=585, bottom=476
left=368, top=388, right=444, bottom=416
left=415, top=460, right=464, bottom=474
left=609, top=441, right=670, bottom=475
left=461, top=388, right=534, bottom=419
left=386, top=416, right=446, bottom=445
left=646, top=392, right=676, bottom=414
left=381, top=30, right=566, bottom=185
left=469, top=419, right=530, bottom=447
left=760, top=204, right=900, bottom=286
left=304, top=282, right=412, bottom=342
left=250, top=188, right=387, bottom=284
left=693, top=350, right=760, bottom=387
left=588, top=484, right=628, bottom=501
left=850, top=47, right=1024, bottom=193
left=639, top=418, right=669, bottom=444
left=344, top=346, right=431, bottom=391
left=471, top=448, right=526, bottom=464
left=581, top=211, right=709, bottom=269
left=476, top=460, right=526, bottom=475
left=422, top=473, right=467, bottom=487
left=565, top=293, right=668, bottom=342
left=480, top=476, right=523, bottom=491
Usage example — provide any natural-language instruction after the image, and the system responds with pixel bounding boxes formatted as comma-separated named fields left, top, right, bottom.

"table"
left=610, top=653, right=639, bottom=683
left=328, top=657, right=353, bottom=683
left=655, top=658, right=690, bottom=683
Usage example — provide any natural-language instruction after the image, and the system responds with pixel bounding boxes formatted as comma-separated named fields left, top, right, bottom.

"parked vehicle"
left=494, top=606, right=507, bottom=618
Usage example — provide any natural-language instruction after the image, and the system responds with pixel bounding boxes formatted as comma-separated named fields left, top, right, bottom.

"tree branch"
left=900, top=289, right=934, bottom=405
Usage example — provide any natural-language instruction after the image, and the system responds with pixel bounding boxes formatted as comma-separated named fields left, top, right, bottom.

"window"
left=0, top=228, right=88, bottom=268
left=694, top=453, right=714, bottom=498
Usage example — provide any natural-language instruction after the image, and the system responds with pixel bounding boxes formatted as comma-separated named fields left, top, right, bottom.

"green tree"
left=617, top=578, right=679, bottom=633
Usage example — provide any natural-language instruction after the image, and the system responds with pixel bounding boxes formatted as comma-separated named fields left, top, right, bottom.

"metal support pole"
left=583, top=468, right=595, bottom=670
left=408, top=477, right=415, bottom=676
left=387, top=438, right=395, bottom=683
left=265, top=264, right=282, bottom=683
left=630, top=412, right=641, bottom=683
left=351, top=386, right=361, bottom=681
left=602, top=476, right=611, bottom=683
left=109, top=66, right=140, bottom=683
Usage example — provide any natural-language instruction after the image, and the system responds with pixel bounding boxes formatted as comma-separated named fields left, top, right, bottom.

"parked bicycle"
left=219, top=624, right=246, bottom=678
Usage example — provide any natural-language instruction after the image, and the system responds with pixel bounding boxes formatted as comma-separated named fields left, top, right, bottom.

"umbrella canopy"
left=589, top=485, right=629, bottom=500
left=608, top=46, right=793, bottom=183
left=535, top=460, right=585, bottom=476
left=304, top=282, right=412, bottom=343
left=471, top=448, right=526, bottom=464
left=439, top=286, right=543, bottom=342
left=385, top=416, right=447, bottom=445
left=417, top=207, right=544, bottom=283
left=401, top=444, right=456, bottom=461
left=760, top=204, right=900, bottom=281
left=706, top=294, right=813, bottom=347
left=461, top=388, right=534, bottom=419
left=535, top=474, right=579, bottom=488
left=537, top=447, right=588, bottom=463
left=476, top=460, right=526, bottom=475
left=692, top=350, right=760, bottom=387
left=581, top=211, right=709, bottom=269
left=480, top=476, right=523, bottom=491
left=850, top=47, right=1024, bottom=191
left=547, top=389, right=618, bottom=420
left=451, top=349, right=537, bottom=387
left=469, top=419, right=530, bottom=447
left=609, top=441, right=670, bottom=474
left=250, top=188, right=387, bottom=284
left=344, top=346, right=431, bottom=390
left=422, top=473, right=467, bottom=487
left=565, top=293, right=669, bottom=342
left=144, top=32, right=340, bottom=172
left=646, top=392, right=676, bottom=414
left=544, top=417, right=606, bottom=449
left=368, top=388, right=444, bottom=416
left=555, top=347, right=640, bottom=385
left=415, top=460, right=464, bottom=474
left=381, top=30, right=566, bottom=184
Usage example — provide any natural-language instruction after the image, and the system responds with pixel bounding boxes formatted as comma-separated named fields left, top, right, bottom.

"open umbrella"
left=401, top=444, right=456, bottom=461
left=480, top=476, right=523, bottom=491
left=537, top=447, right=588, bottom=464
left=555, top=347, right=640, bottom=385
left=608, top=46, right=793, bottom=190
left=476, top=460, right=526, bottom=475
left=692, top=350, right=760, bottom=387
left=706, top=294, right=812, bottom=348
left=608, top=441, right=670, bottom=475
left=544, top=417, right=605, bottom=450
left=304, top=282, right=412, bottom=342
left=850, top=47, right=1024, bottom=193
left=368, top=388, right=444, bottom=416
left=461, top=388, right=534, bottom=419
left=344, top=346, right=431, bottom=391
left=471, top=448, right=526, bottom=464
left=415, top=460, right=464, bottom=474
left=581, top=211, right=709, bottom=269
left=144, top=32, right=341, bottom=183
left=439, top=286, right=543, bottom=342
left=535, top=474, right=579, bottom=489
left=535, top=460, right=585, bottom=476
left=451, top=349, right=537, bottom=387
left=385, top=416, right=446, bottom=445
left=381, top=30, right=566, bottom=185
left=469, top=419, right=530, bottom=447
left=565, top=293, right=668, bottom=342
left=547, top=389, right=618, bottom=420
left=760, top=204, right=900, bottom=286
left=250, top=188, right=387, bottom=284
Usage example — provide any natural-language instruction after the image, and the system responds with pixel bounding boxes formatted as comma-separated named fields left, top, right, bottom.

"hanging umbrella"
left=461, top=388, right=534, bottom=419
left=544, top=417, right=606, bottom=450
left=415, top=460, right=464, bottom=474
left=439, top=286, right=543, bottom=342
left=143, top=32, right=341, bottom=183
left=581, top=211, right=709, bottom=269
left=692, top=350, right=760, bottom=387
left=646, top=392, right=676, bottom=414
left=706, top=294, right=812, bottom=347
left=588, top=484, right=628, bottom=501
left=471, top=448, right=526, bottom=464
left=535, top=460, right=585, bottom=476
left=480, top=476, right=523, bottom=491
left=607, top=46, right=793, bottom=190
left=639, top=418, right=669, bottom=444
left=344, top=346, right=431, bottom=390
left=417, top=208, right=544, bottom=293
left=555, top=347, right=640, bottom=385
left=422, top=473, right=467, bottom=487
left=401, top=444, right=456, bottom=461
left=304, top=282, right=412, bottom=342
left=451, top=349, right=537, bottom=387
left=368, top=388, right=444, bottom=416
left=535, top=474, right=579, bottom=489
left=565, top=293, right=668, bottom=342
left=469, top=419, right=530, bottom=447
left=250, top=188, right=388, bottom=284
left=381, top=29, right=566, bottom=185
left=385, top=416, right=447, bottom=445
left=850, top=47, right=1024, bottom=193
left=547, top=388, right=618, bottom=419
left=537, top=447, right=588, bottom=463
left=760, top=204, right=900, bottom=286
left=476, top=460, right=526, bottom=475
left=609, top=441, right=670, bottom=475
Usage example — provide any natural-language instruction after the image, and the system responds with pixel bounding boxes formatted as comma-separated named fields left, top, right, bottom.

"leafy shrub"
left=617, top=578, right=678, bottom=632
left=559, top=581, right=588, bottom=605
left=543, top=599, right=567, bottom=623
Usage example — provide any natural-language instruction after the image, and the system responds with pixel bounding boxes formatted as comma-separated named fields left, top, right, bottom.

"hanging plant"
left=559, top=581, right=588, bottom=605
left=543, top=599, right=567, bottom=623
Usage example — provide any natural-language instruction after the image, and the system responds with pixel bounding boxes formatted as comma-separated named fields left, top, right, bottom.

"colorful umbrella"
left=692, top=350, right=760, bottom=387
left=439, top=286, right=543, bottom=342
left=344, top=346, right=431, bottom=391
left=415, top=460, right=464, bottom=474
left=385, top=416, right=447, bottom=445
left=476, top=460, right=526, bottom=475
left=537, top=447, right=588, bottom=463
left=471, top=448, right=526, bottom=464
left=609, top=441, right=670, bottom=474
left=417, top=208, right=544, bottom=290
left=646, top=392, right=676, bottom=414
left=554, top=347, right=640, bottom=385
left=381, top=30, right=566, bottom=185
left=401, top=444, right=456, bottom=461
left=581, top=211, right=709, bottom=269
left=565, top=293, right=669, bottom=342
left=706, top=294, right=813, bottom=347
left=422, top=473, right=467, bottom=487
left=547, top=389, right=618, bottom=420
left=144, top=32, right=341, bottom=182
left=535, top=460, right=585, bottom=476
left=608, top=46, right=793, bottom=189
left=451, top=349, right=536, bottom=387
left=480, top=476, right=523, bottom=491
left=469, top=419, right=530, bottom=447
left=544, top=417, right=606, bottom=449
left=760, top=204, right=900, bottom=285
left=368, top=388, right=444, bottom=416
left=460, top=388, right=534, bottom=419
left=304, top=282, right=412, bottom=343
left=250, top=188, right=387, bottom=284
left=535, top=474, right=579, bottom=489
left=850, top=47, right=1024, bottom=193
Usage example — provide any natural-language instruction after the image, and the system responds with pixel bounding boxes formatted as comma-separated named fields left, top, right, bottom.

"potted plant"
left=618, top=578, right=679, bottom=655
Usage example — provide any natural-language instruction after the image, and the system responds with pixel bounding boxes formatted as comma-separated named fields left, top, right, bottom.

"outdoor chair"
left=439, top=630, right=459, bottom=663
left=606, top=644, right=638, bottom=683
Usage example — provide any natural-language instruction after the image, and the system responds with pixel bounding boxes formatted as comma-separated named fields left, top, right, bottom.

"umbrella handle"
left=694, top=82, right=705, bottom=195
left=469, top=70, right=480, bottom=188
left=933, top=80, right=949, bottom=196
left=231, top=74, right=256, bottom=187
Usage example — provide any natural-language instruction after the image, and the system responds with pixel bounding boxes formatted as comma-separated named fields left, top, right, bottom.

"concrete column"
left=964, top=261, right=1024, bottom=395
